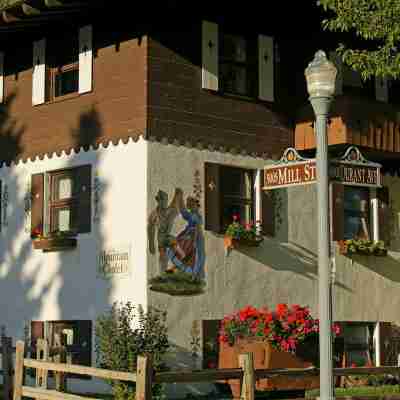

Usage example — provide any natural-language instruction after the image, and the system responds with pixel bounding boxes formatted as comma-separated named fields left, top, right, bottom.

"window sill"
left=32, top=236, right=77, bottom=252
left=338, top=240, right=388, bottom=257
left=224, top=235, right=264, bottom=253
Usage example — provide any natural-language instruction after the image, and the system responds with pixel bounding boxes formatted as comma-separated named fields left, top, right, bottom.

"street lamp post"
left=305, top=50, right=337, bottom=400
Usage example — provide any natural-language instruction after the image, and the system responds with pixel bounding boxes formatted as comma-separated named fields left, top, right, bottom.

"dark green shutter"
left=377, top=186, right=390, bottom=245
left=76, top=165, right=91, bottom=233
left=31, top=174, right=44, bottom=238
left=73, top=320, right=92, bottom=367
left=331, top=183, right=344, bottom=241
left=205, top=163, right=220, bottom=232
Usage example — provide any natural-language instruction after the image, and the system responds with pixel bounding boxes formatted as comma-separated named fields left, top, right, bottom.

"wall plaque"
left=98, top=244, right=131, bottom=279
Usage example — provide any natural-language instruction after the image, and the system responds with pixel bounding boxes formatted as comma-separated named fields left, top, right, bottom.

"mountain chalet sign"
left=263, top=147, right=381, bottom=190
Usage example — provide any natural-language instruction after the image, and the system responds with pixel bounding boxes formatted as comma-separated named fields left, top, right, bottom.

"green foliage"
left=318, top=0, right=400, bottom=79
left=342, top=239, right=387, bottom=256
left=225, top=216, right=261, bottom=242
left=149, top=270, right=205, bottom=296
left=95, top=302, right=169, bottom=400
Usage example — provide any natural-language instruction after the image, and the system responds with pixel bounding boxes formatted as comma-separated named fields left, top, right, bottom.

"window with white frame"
left=204, top=163, right=275, bottom=235
left=332, top=183, right=390, bottom=244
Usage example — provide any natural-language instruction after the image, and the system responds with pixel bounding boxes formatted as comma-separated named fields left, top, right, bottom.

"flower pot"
left=33, top=237, right=77, bottom=252
left=218, top=339, right=319, bottom=398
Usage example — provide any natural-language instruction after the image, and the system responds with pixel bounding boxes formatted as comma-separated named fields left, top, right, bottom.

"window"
left=31, top=320, right=92, bottom=372
left=32, top=25, right=93, bottom=106
left=332, top=184, right=390, bottom=244
left=219, top=34, right=257, bottom=97
left=49, top=170, right=79, bottom=233
left=343, top=187, right=370, bottom=240
left=202, top=21, right=274, bottom=101
left=31, top=165, right=91, bottom=238
left=220, top=166, right=254, bottom=229
left=47, top=35, right=79, bottom=101
left=204, top=163, right=274, bottom=235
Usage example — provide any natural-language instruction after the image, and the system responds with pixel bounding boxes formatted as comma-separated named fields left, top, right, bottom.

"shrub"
left=95, top=302, right=169, bottom=399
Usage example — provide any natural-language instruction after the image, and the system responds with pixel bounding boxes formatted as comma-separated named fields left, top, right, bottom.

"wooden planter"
left=218, top=339, right=319, bottom=398
left=33, top=237, right=77, bottom=252
left=224, top=236, right=263, bottom=252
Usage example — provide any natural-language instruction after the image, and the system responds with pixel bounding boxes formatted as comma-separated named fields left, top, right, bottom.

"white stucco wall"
left=0, top=138, right=148, bottom=392
left=147, top=141, right=400, bottom=364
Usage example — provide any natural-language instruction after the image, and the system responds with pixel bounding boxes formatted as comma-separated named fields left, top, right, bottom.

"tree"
left=318, top=0, right=400, bottom=79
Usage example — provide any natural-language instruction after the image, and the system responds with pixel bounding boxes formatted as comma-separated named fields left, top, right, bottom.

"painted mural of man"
left=148, top=188, right=182, bottom=273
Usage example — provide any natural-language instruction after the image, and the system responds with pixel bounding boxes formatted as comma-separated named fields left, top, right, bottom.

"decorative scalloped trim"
left=0, top=135, right=146, bottom=169
left=147, top=135, right=272, bottom=160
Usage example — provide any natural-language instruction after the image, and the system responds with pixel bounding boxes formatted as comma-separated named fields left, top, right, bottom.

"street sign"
left=329, top=146, right=381, bottom=188
left=263, top=148, right=316, bottom=189
left=263, top=146, right=381, bottom=190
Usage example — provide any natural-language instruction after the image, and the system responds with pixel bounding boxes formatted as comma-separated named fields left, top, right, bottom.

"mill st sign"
left=263, top=146, right=381, bottom=190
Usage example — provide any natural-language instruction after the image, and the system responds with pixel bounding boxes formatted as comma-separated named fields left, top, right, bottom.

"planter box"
left=33, top=237, right=77, bottom=252
left=218, top=339, right=319, bottom=398
left=224, top=236, right=263, bottom=252
left=338, top=241, right=387, bottom=257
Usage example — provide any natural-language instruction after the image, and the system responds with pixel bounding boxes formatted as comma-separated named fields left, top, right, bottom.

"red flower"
left=208, top=361, right=217, bottom=369
left=232, top=214, right=239, bottom=221
left=351, top=362, right=357, bottom=368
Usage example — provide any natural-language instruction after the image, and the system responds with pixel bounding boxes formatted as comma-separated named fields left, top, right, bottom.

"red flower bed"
left=219, top=303, right=340, bottom=353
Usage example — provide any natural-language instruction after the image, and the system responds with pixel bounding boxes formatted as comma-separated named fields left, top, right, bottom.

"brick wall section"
left=147, top=31, right=293, bottom=159
left=2, top=30, right=147, bottom=164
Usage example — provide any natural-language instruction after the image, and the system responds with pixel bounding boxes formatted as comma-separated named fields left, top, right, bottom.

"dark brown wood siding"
left=2, top=26, right=147, bottom=164
left=147, top=25, right=292, bottom=158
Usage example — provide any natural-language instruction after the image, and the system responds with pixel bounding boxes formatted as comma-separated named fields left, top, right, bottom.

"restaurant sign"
left=98, top=243, right=131, bottom=279
left=329, top=146, right=381, bottom=187
left=263, top=146, right=381, bottom=190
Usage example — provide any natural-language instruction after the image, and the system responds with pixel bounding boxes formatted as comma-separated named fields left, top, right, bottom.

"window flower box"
left=338, top=239, right=388, bottom=257
left=32, top=231, right=77, bottom=252
left=224, top=216, right=263, bottom=253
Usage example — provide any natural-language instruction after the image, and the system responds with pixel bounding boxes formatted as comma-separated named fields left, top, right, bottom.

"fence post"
left=13, top=341, right=25, bottom=400
left=35, top=339, right=49, bottom=389
left=239, top=353, right=255, bottom=400
left=2, top=336, right=13, bottom=400
left=136, top=356, right=153, bottom=400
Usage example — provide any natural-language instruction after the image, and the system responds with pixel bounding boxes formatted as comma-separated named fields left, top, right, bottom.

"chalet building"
left=0, top=0, right=400, bottom=396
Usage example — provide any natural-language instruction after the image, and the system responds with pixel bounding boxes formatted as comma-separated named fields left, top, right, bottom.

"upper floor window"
left=32, top=25, right=93, bottom=106
left=47, top=35, right=79, bottom=101
left=202, top=21, right=274, bottom=102
left=219, top=34, right=257, bottom=97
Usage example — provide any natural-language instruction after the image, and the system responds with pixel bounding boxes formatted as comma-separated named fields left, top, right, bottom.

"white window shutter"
left=0, top=52, right=4, bottom=104
left=375, top=76, right=388, bottom=102
left=79, top=25, right=93, bottom=94
left=32, top=39, right=46, bottom=105
left=258, top=35, right=274, bottom=102
left=329, top=51, right=343, bottom=95
left=202, top=21, right=218, bottom=91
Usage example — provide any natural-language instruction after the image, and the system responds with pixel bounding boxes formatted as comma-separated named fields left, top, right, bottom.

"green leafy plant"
left=95, top=302, right=169, bottom=400
left=225, top=215, right=261, bottom=242
left=340, top=239, right=388, bottom=256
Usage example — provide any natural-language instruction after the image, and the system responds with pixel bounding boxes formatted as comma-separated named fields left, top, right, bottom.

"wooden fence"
left=11, top=340, right=400, bottom=400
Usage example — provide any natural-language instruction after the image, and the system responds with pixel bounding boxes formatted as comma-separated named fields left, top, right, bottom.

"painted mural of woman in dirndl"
left=165, top=195, right=205, bottom=280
